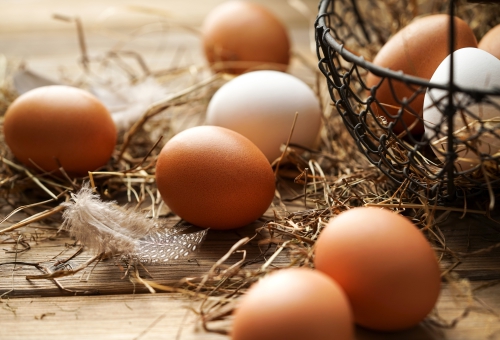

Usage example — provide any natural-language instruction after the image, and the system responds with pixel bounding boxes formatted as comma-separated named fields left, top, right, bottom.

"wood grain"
left=1, top=210, right=500, bottom=340
left=1, top=1, right=500, bottom=339
left=0, top=293, right=228, bottom=340
left=0, top=220, right=287, bottom=297
left=0, top=281, right=499, bottom=340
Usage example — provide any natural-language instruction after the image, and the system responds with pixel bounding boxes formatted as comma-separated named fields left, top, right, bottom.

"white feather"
left=60, top=184, right=208, bottom=263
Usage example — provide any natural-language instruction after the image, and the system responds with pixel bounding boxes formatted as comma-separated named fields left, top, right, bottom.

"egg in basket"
left=315, top=0, right=500, bottom=206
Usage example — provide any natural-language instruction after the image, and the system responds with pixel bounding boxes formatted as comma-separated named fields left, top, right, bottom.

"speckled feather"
left=60, top=184, right=207, bottom=263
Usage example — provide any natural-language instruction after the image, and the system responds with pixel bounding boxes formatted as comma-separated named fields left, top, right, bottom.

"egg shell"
left=3, top=85, right=117, bottom=177
left=366, top=14, right=477, bottom=135
left=206, top=70, right=322, bottom=162
left=479, top=24, right=500, bottom=59
left=202, top=1, right=290, bottom=74
left=314, top=207, right=441, bottom=332
left=155, top=126, right=275, bottom=230
left=423, top=47, right=500, bottom=170
left=231, top=268, right=354, bottom=340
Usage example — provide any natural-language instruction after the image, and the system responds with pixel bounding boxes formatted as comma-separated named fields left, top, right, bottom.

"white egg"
left=423, top=47, right=500, bottom=170
left=205, top=70, right=322, bottom=162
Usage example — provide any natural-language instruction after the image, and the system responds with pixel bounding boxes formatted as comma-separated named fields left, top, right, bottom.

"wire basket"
left=315, top=0, right=500, bottom=207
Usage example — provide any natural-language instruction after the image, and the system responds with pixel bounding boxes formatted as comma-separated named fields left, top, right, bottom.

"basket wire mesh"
left=315, top=0, right=500, bottom=207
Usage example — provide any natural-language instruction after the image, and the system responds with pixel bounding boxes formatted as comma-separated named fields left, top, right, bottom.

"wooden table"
left=1, top=209, right=500, bottom=340
left=1, top=1, right=500, bottom=339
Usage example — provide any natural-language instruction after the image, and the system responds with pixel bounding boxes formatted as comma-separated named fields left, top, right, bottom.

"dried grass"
left=0, top=0, right=499, bottom=337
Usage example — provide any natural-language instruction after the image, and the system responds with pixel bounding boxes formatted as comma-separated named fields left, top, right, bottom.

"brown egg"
left=479, top=24, right=500, bottom=59
left=231, top=268, right=354, bottom=340
left=314, top=207, right=441, bottom=332
left=3, top=85, right=117, bottom=177
left=155, top=126, right=275, bottom=230
left=366, top=15, right=477, bottom=135
left=201, top=1, right=290, bottom=74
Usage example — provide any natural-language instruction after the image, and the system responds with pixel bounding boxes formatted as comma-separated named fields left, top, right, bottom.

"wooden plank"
left=356, top=281, right=500, bottom=340
left=2, top=209, right=500, bottom=297
left=434, top=211, right=500, bottom=280
left=0, top=219, right=292, bottom=297
left=0, top=293, right=227, bottom=340
left=0, top=281, right=499, bottom=340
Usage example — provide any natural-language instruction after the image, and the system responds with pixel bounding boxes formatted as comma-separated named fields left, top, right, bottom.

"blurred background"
left=0, top=0, right=319, bottom=77
left=0, top=0, right=318, bottom=31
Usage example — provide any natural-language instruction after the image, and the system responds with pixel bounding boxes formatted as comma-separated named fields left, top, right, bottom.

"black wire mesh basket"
left=315, top=0, right=500, bottom=207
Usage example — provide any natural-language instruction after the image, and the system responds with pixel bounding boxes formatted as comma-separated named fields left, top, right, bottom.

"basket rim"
left=315, top=0, right=500, bottom=97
